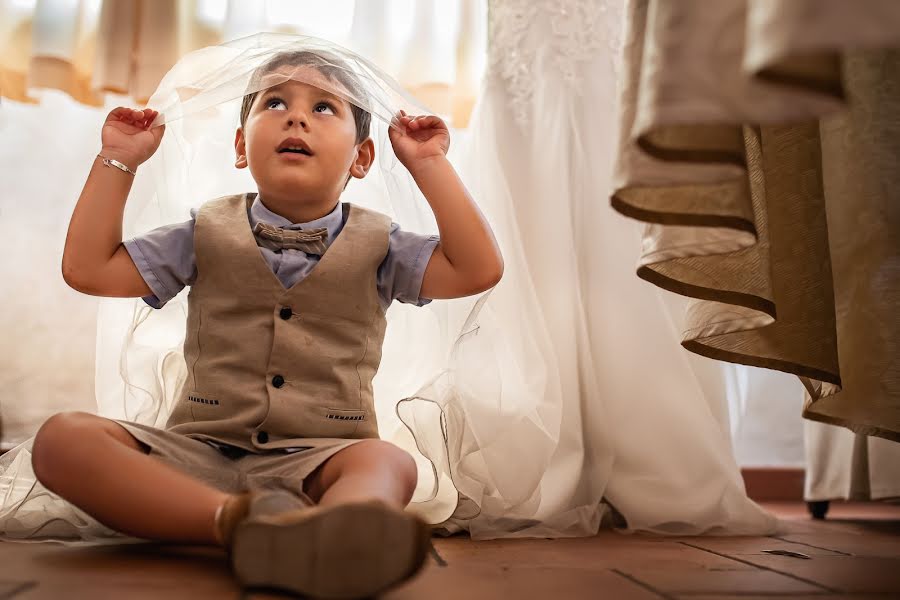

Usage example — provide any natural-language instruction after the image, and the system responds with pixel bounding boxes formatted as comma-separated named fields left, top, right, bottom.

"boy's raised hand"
left=100, top=107, right=165, bottom=171
left=389, top=110, right=450, bottom=171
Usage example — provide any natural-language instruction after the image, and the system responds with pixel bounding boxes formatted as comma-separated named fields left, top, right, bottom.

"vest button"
left=272, top=375, right=285, bottom=388
left=279, top=307, right=292, bottom=320
left=257, top=431, right=269, bottom=443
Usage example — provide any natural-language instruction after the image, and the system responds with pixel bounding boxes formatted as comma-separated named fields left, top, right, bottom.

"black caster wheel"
left=807, top=500, right=830, bottom=520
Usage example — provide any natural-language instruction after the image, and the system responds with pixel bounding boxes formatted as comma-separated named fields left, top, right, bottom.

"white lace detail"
left=488, top=0, right=623, bottom=126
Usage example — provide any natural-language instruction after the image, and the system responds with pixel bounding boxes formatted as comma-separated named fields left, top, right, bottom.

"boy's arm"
left=390, top=114, right=504, bottom=300
left=63, top=156, right=151, bottom=297
left=63, top=107, right=164, bottom=297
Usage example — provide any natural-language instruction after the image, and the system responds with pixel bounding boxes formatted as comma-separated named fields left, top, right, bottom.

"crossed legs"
left=31, top=411, right=418, bottom=546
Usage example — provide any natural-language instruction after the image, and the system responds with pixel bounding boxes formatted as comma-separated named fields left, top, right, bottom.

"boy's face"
left=234, top=65, right=373, bottom=206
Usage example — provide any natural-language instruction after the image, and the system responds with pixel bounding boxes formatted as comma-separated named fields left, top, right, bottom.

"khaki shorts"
left=112, top=420, right=366, bottom=494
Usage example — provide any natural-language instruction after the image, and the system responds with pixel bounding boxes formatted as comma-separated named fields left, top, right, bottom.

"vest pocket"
left=307, top=405, right=369, bottom=437
left=187, top=392, right=222, bottom=422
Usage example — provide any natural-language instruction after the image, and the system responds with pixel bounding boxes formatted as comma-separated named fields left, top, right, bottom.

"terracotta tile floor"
left=0, top=501, right=897, bottom=599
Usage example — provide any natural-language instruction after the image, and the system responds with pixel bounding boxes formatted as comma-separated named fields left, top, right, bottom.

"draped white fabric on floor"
left=0, top=0, right=777, bottom=543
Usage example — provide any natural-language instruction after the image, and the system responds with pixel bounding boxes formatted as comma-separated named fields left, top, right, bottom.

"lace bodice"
left=488, top=0, right=624, bottom=126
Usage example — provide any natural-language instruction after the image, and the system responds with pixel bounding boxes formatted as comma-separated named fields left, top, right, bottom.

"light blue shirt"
left=124, top=196, right=440, bottom=311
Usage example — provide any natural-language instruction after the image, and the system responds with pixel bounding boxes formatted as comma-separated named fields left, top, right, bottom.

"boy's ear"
left=349, top=138, right=375, bottom=179
left=234, top=127, right=248, bottom=169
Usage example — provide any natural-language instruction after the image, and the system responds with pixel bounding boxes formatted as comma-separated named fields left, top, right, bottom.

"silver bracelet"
left=98, top=154, right=137, bottom=176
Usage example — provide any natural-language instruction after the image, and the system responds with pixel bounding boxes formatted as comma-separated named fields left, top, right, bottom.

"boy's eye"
left=262, top=98, right=335, bottom=115
left=314, top=102, right=335, bottom=115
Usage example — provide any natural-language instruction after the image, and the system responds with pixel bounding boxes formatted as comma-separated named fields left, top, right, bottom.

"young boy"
left=33, top=50, right=503, bottom=598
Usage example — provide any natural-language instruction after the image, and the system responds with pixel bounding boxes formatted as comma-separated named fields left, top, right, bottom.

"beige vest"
left=165, top=193, right=392, bottom=451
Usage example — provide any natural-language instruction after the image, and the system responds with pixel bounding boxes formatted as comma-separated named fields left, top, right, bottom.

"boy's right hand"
left=100, top=107, right=166, bottom=171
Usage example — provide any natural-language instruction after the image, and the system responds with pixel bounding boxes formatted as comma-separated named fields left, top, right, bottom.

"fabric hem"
left=123, top=238, right=175, bottom=309
left=407, top=235, right=440, bottom=306
left=680, top=340, right=842, bottom=398
left=799, top=409, right=900, bottom=444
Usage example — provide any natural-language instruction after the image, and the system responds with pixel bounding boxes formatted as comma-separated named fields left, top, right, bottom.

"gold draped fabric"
left=612, top=0, right=900, bottom=441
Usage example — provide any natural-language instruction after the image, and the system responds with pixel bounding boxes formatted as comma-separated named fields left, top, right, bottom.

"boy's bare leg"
left=303, top=440, right=418, bottom=510
left=32, top=411, right=232, bottom=545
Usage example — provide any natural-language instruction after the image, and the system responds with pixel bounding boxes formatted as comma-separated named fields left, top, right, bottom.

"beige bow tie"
left=253, top=221, right=328, bottom=255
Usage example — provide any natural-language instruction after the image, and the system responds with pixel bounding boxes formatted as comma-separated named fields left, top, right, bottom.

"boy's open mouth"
left=278, top=147, right=312, bottom=156
left=277, top=137, right=314, bottom=156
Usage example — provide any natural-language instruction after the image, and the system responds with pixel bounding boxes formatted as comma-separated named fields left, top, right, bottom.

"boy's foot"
left=230, top=498, right=432, bottom=599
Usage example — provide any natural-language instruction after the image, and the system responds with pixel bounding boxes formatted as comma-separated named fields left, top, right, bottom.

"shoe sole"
left=231, top=500, right=431, bottom=599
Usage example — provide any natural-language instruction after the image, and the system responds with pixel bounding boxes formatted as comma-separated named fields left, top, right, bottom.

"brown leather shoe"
left=215, top=485, right=314, bottom=549
left=230, top=499, right=432, bottom=599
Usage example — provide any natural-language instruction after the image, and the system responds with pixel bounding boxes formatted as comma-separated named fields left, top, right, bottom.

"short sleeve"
left=376, top=223, right=440, bottom=308
left=122, top=208, right=198, bottom=309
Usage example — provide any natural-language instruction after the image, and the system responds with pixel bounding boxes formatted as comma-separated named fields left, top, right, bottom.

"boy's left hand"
left=389, top=111, right=450, bottom=170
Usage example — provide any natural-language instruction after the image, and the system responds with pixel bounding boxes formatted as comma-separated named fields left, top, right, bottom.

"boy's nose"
left=286, top=111, right=309, bottom=129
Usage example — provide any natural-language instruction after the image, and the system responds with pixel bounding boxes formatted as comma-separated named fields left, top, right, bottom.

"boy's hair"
left=239, top=50, right=371, bottom=144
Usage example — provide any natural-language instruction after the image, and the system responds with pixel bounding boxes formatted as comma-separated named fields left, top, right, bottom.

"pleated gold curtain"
left=0, top=0, right=485, bottom=126
left=612, top=0, right=900, bottom=441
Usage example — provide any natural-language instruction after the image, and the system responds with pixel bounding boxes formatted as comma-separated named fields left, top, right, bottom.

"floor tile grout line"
left=429, top=541, right=448, bottom=567
left=0, top=581, right=37, bottom=600
left=769, top=535, right=853, bottom=557
left=672, top=594, right=833, bottom=597
left=679, top=541, right=840, bottom=594
left=610, top=568, right=678, bottom=600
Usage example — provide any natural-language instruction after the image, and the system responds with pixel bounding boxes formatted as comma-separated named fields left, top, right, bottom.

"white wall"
left=0, top=91, right=116, bottom=447
left=728, top=366, right=806, bottom=468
